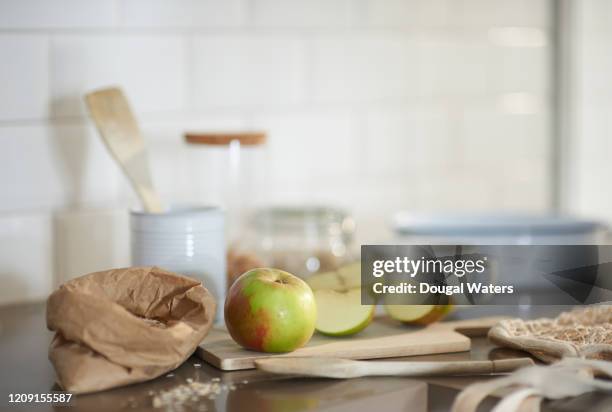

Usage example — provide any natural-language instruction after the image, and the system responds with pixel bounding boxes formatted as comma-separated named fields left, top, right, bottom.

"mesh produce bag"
left=488, top=306, right=612, bottom=362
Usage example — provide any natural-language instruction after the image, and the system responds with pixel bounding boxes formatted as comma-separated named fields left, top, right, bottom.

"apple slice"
left=313, top=288, right=374, bottom=336
left=385, top=304, right=453, bottom=325
left=307, top=262, right=361, bottom=291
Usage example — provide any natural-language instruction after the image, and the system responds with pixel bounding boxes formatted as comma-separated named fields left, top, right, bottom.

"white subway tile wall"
left=566, top=0, right=612, bottom=223
left=252, top=0, right=352, bottom=28
left=0, top=35, right=49, bottom=121
left=50, top=34, right=188, bottom=117
left=0, top=0, right=116, bottom=29
left=193, top=35, right=307, bottom=108
left=311, top=34, right=419, bottom=102
left=0, top=126, right=67, bottom=211
left=252, top=110, right=355, bottom=183
left=0, top=213, right=53, bottom=305
left=362, top=0, right=448, bottom=28
left=0, top=0, right=552, bottom=305
left=119, top=0, right=246, bottom=28
left=54, top=209, right=129, bottom=283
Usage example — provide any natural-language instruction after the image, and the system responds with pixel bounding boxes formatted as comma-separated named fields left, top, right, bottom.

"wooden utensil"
left=197, top=316, right=508, bottom=371
left=255, top=357, right=535, bottom=379
left=85, top=87, right=163, bottom=213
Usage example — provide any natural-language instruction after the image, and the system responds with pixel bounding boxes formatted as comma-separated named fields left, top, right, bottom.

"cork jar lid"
left=184, top=132, right=266, bottom=146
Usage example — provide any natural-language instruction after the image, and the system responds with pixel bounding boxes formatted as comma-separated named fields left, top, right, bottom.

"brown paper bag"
left=46, top=266, right=216, bottom=394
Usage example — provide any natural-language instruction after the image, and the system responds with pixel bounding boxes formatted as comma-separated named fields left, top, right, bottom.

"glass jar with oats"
left=236, top=206, right=356, bottom=283
left=184, top=132, right=268, bottom=287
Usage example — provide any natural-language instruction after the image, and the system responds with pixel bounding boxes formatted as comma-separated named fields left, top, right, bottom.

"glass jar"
left=229, top=207, right=356, bottom=283
left=184, top=132, right=267, bottom=245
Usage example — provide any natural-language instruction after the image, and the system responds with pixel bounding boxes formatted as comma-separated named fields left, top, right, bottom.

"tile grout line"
left=0, top=92, right=552, bottom=128
left=185, top=33, right=196, bottom=112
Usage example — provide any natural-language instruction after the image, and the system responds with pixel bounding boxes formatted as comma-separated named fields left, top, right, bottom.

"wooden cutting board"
left=196, top=316, right=506, bottom=371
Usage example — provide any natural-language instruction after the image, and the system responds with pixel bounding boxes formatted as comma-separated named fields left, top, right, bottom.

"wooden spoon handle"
left=360, top=358, right=534, bottom=377
left=85, top=87, right=163, bottom=213
left=255, top=357, right=535, bottom=378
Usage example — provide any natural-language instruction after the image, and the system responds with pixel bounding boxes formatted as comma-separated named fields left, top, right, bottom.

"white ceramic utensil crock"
left=130, top=206, right=226, bottom=322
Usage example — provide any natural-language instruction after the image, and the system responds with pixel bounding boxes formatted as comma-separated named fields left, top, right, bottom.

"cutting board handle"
left=428, top=316, right=507, bottom=337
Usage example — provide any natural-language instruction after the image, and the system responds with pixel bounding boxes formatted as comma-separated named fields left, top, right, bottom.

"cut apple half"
left=385, top=304, right=453, bottom=325
left=385, top=304, right=434, bottom=322
left=307, top=262, right=361, bottom=291
left=314, top=288, right=374, bottom=336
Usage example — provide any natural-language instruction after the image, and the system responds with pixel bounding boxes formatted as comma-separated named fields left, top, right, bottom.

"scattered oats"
left=166, top=373, right=174, bottom=378
left=211, top=377, right=220, bottom=382
left=193, top=363, right=201, bottom=368
left=186, top=378, right=193, bottom=384
left=148, top=390, right=155, bottom=396
left=229, top=384, right=236, bottom=390
left=242, top=380, right=249, bottom=384
left=152, top=381, right=213, bottom=411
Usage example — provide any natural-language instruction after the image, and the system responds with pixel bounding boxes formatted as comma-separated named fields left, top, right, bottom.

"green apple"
left=307, top=262, right=361, bottom=291
left=224, top=268, right=317, bottom=353
left=385, top=304, right=453, bottom=325
left=313, top=288, right=374, bottom=336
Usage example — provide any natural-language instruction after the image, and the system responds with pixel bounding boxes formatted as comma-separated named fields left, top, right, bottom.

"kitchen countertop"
left=1, top=303, right=611, bottom=412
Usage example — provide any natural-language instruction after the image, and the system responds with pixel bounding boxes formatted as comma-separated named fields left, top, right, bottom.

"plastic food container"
left=392, top=212, right=606, bottom=293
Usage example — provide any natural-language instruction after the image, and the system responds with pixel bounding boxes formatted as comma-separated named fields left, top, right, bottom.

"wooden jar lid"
left=184, top=132, right=266, bottom=146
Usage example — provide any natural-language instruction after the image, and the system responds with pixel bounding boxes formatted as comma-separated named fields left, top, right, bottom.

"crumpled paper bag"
left=46, top=266, right=216, bottom=394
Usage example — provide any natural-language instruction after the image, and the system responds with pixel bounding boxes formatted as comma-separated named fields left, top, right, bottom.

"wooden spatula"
left=85, top=87, right=163, bottom=213
left=255, top=357, right=534, bottom=379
